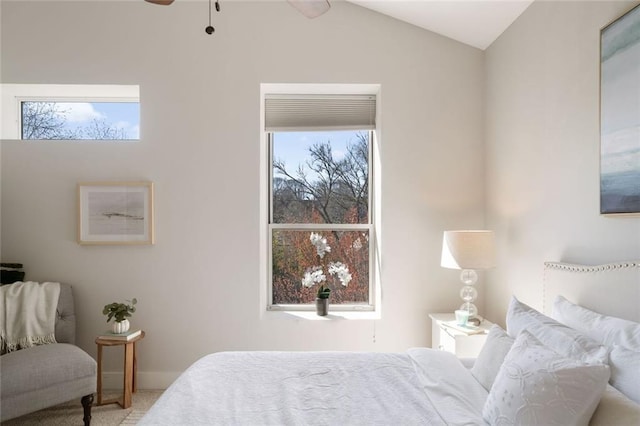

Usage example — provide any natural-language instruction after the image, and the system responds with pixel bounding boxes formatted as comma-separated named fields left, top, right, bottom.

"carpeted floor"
left=3, top=390, right=163, bottom=426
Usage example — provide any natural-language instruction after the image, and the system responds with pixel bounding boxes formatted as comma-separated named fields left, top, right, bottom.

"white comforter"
left=140, top=348, right=488, bottom=425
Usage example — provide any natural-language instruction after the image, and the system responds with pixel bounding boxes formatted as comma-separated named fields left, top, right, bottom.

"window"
left=20, top=101, right=139, bottom=140
left=263, top=86, right=379, bottom=312
left=1, top=84, right=140, bottom=140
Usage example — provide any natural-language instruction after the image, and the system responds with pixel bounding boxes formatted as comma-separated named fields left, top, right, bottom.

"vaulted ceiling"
left=346, top=0, right=534, bottom=50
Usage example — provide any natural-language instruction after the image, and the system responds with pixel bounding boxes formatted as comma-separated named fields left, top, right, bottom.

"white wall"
left=484, top=0, right=640, bottom=325
left=1, top=1, right=484, bottom=387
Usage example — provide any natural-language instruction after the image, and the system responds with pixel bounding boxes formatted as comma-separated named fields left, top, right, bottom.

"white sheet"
left=140, top=349, right=487, bottom=425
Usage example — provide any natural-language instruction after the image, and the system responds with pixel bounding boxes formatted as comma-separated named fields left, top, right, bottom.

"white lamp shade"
left=441, top=230, right=496, bottom=270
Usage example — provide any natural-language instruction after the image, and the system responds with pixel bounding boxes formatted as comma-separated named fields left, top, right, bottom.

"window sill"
left=264, top=310, right=380, bottom=321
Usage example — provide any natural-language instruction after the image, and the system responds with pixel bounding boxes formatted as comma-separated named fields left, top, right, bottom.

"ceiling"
left=27, top=0, right=534, bottom=51
left=345, top=0, right=535, bottom=50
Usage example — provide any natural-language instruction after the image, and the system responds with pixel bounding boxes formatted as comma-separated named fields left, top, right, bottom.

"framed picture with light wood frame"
left=77, top=182, right=154, bottom=245
left=600, top=4, right=640, bottom=215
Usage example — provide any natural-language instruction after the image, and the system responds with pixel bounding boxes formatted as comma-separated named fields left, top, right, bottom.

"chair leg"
left=81, top=393, right=94, bottom=426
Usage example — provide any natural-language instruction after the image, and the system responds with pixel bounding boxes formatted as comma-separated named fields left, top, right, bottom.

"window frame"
left=1, top=84, right=140, bottom=140
left=267, top=130, right=375, bottom=311
left=260, top=83, right=381, bottom=314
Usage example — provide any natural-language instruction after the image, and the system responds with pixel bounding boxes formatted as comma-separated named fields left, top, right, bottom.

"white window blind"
left=264, top=94, right=376, bottom=132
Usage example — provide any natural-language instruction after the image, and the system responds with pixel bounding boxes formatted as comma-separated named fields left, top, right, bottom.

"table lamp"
left=441, top=230, right=496, bottom=319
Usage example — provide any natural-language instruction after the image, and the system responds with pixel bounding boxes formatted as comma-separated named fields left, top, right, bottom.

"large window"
left=264, top=88, right=378, bottom=311
left=1, top=84, right=140, bottom=140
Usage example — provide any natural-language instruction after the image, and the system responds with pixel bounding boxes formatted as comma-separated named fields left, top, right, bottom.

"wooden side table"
left=95, top=331, right=145, bottom=409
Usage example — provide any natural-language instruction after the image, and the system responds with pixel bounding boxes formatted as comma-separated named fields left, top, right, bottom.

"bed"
left=140, top=261, right=640, bottom=425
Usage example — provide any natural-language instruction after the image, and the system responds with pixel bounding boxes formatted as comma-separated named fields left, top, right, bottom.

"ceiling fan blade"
left=144, top=0, right=175, bottom=5
left=287, top=0, right=331, bottom=19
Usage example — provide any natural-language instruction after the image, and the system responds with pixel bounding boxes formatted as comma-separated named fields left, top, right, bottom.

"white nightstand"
left=429, top=313, right=493, bottom=358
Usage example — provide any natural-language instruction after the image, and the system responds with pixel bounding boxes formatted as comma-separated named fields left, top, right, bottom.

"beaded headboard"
left=543, top=261, right=640, bottom=322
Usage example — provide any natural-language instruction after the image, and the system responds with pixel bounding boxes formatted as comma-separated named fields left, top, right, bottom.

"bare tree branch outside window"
left=271, top=131, right=370, bottom=305
left=21, top=102, right=137, bottom=140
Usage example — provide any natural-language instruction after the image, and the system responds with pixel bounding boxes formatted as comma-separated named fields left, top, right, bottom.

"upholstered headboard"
left=543, top=261, right=640, bottom=322
left=55, top=283, right=76, bottom=344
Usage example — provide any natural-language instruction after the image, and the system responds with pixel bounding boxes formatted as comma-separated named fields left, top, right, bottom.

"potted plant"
left=103, top=298, right=137, bottom=333
left=301, top=233, right=352, bottom=316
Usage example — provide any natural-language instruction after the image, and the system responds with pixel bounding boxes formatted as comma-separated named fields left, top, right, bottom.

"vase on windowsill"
left=316, top=297, right=329, bottom=316
left=301, top=233, right=352, bottom=317
left=315, top=282, right=331, bottom=316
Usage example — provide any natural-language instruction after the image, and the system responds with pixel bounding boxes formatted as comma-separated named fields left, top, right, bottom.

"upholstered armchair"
left=1, top=283, right=97, bottom=425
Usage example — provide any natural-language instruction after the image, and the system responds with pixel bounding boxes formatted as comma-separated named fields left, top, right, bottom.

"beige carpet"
left=3, top=390, right=163, bottom=426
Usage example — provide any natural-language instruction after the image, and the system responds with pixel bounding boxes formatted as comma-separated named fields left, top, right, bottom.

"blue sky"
left=95, top=103, right=139, bottom=128
left=71, top=102, right=140, bottom=139
left=24, top=101, right=140, bottom=139
left=273, top=130, right=364, bottom=179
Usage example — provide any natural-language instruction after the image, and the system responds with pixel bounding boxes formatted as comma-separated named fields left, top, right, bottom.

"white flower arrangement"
left=302, top=232, right=352, bottom=299
left=328, top=262, right=352, bottom=286
left=309, top=232, right=331, bottom=258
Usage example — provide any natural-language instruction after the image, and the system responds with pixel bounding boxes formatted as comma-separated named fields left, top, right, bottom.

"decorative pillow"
left=608, top=345, right=640, bottom=404
left=589, top=385, right=640, bottom=426
left=483, top=330, right=610, bottom=426
left=506, top=296, right=609, bottom=364
left=552, top=295, right=640, bottom=350
left=470, top=325, right=514, bottom=391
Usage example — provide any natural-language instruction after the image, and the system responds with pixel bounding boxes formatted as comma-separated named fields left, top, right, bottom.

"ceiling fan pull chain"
left=205, top=0, right=215, bottom=34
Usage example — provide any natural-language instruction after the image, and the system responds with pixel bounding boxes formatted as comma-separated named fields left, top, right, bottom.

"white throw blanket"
left=0, top=281, right=60, bottom=354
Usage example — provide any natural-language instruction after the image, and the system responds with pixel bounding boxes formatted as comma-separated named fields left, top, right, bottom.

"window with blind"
left=264, top=88, right=378, bottom=311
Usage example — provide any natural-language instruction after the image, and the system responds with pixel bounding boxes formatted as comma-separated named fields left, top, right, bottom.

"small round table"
left=95, top=331, right=145, bottom=409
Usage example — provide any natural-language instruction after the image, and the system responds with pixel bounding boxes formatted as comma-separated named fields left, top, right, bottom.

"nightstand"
left=429, top=313, right=493, bottom=358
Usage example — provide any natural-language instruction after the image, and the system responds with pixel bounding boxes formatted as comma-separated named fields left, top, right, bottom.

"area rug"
left=2, top=390, right=163, bottom=426
left=120, top=409, right=148, bottom=425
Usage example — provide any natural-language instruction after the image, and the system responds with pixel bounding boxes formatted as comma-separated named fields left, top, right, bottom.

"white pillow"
left=609, top=345, right=640, bottom=404
left=506, top=296, right=609, bottom=364
left=483, top=330, right=610, bottom=426
left=470, top=325, right=514, bottom=391
left=552, top=295, right=640, bottom=350
left=590, top=385, right=640, bottom=426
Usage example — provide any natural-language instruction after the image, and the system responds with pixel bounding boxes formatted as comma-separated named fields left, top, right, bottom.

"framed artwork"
left=600, top=4, right=640, bottom=215
left=78, top=182, right=154, bottom=245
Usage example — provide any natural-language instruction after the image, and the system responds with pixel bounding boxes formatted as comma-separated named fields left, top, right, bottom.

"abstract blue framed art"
left=600, top=4, right=640, bottom=215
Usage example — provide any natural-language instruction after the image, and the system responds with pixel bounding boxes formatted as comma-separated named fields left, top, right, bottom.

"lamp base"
left=459, top=288, right=479, bottom=318
left=459, top=269, right=479, bottom=319
left=459, top=301, right=478, bottom=319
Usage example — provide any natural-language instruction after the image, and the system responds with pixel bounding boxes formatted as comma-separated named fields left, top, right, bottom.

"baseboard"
left=101, top=371, right=180, bottom=390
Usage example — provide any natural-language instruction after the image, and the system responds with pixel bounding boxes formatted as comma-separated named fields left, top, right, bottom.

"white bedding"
left=140, top=348, right=487, bottom=425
